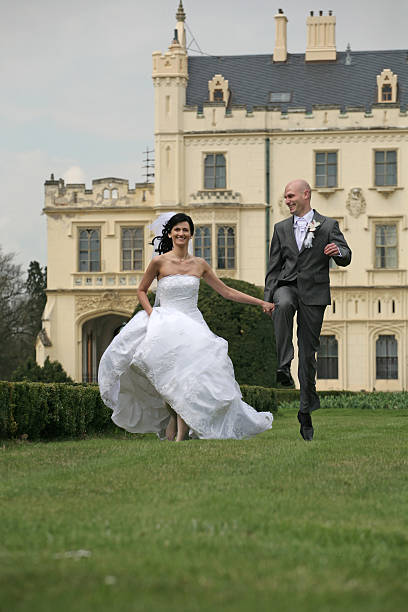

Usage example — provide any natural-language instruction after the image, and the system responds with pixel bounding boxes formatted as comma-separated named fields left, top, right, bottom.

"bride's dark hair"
left=151, top=213, right=195, bottom=255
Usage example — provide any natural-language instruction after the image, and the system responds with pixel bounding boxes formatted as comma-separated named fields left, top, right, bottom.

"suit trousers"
left=273, top=285, right=326, bottom=414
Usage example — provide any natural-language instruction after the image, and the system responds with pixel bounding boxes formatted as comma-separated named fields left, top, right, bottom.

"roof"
left=186, top=50, right=408, bottom=112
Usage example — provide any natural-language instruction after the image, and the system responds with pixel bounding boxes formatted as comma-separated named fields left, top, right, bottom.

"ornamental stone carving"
left=189, top=190, right=242, bottom=205
left=278, top=195, right=287, bottom=216
left=215, top=210, right=238, bottom=221
left=75, top=292, right=137, bottom=318
left=346, top=188, right=366, bottom=218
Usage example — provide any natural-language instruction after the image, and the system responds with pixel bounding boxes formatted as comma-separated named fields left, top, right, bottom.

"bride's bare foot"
left=175, top=414, right=190, bottom=442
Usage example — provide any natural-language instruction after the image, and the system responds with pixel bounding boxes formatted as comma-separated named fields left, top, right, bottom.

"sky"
left=1, top=0, right=407, bottom=270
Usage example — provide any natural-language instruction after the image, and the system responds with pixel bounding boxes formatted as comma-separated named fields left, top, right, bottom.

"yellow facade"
left=38, top=5, right=408, bottom=390
left=37, top=178, right=155, bottom=382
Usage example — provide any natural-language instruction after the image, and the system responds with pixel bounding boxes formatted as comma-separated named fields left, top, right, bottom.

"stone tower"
left=152, top=1, right=188, bottom=207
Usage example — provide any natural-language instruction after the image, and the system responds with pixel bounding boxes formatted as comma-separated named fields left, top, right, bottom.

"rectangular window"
left=376, top=335, right=398, bottom=379
left=315, top=151, right=338, bottom=188
left=217, top=225, right=235, bottom=269
left=194, top=226, right=212, bottom=265
left=269, top=92, right=292, bottom=103
left=79, top=228, right=101, bottom=272
left=317, top=335, right=338, bottom=379
left=375, top=150, right=397, bottom=186
left=204, top=153, right=226, bottom=189
left=121, top=227, right=144, bottom=271
left=375, top=224, right=397, bottom=269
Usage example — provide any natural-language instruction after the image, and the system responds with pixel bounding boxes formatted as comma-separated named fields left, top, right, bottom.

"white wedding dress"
left=98, top=274, right=273, bottom=439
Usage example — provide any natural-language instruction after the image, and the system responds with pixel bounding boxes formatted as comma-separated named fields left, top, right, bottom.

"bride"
left=98, top=213, right=274, bottom=441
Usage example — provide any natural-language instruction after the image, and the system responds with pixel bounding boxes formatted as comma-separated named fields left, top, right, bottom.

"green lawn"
left=1, top=407, right=408, bottom=612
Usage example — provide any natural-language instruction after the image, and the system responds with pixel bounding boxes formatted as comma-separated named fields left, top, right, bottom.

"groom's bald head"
left=285, top=179, right=311, bottom=198
left=284, top=179, right=312, bottom=217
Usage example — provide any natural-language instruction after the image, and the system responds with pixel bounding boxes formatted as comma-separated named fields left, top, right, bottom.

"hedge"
left=277, top=390, right=408, bottom=411
left=0, top=381, right=277, bottom=440
left=0, top=382, right=114, bottom=440
left=2, top=382, right=406, bottom=440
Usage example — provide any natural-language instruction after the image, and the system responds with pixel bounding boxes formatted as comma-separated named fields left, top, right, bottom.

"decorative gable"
left=208, top=74, right=230, bottom=105
left=377, top=69, right=398, bottom=103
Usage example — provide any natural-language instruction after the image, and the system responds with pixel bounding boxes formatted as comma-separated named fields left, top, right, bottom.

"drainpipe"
left=265, top=137, right=271, bottom=267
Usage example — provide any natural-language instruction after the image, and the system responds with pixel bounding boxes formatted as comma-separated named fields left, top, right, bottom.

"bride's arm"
left=137, top=258, right=160, bottom=315
left=202, top=263, right=274, bottom=314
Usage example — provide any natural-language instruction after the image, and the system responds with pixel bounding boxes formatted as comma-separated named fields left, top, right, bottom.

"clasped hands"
left=262, top=302, right=274, bottom=316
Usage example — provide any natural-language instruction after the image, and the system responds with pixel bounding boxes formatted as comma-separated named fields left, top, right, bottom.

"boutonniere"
left=303, top=220, right=321, bottom=248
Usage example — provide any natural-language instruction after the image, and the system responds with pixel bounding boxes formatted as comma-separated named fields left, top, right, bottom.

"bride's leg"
left=165, top=403, right=177, bottom=441
left=176, top=414, right=190, bottom=442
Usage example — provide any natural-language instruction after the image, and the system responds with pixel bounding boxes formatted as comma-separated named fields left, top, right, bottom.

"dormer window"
left=208, top=74, right=230, bottom=105
left=376, top=69, right=398, bottom=104
left=112, top=189, right=119, bottom=199
left=103, top=188, right=110, bottom=199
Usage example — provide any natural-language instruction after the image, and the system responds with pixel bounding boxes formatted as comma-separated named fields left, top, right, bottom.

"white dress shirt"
left=294, top=209, right=314, bottom=251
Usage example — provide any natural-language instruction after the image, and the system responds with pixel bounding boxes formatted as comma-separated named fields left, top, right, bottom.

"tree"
left=197, top=278, right=277, bottom=387
left=0, top=248, right=27, bottom=379
left=0, top=249, right=47, bottom=380
left=24, top=261, right=47, bottom=339
left=11, top=357, right=73, bottom=383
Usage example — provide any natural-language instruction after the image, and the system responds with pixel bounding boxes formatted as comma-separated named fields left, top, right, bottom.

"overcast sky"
left=1, top=0, right=407, bottom=270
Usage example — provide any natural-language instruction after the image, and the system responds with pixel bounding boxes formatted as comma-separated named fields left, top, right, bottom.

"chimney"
left=306, top=10, right=336, bottom=61
left=273, top=9, right=288, bottom=62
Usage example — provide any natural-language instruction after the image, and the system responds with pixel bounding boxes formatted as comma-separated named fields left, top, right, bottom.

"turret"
left=152, top=3, right=189, bottom=207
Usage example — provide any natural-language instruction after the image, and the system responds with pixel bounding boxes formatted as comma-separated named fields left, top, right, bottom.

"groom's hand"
left=324, top=243, right=341, bottom=257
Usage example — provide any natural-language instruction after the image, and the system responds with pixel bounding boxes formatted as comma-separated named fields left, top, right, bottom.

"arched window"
left=194, top=226, right=212, bottom=265
left=79, top=229, right=101, bottom=272
left=111, top=189, right=118, bottom=199
left=204, top=154, right=226, bottom=189
left=317, top=335, right=338, bottom=379
left=103, top=188, right=110, bottom=199
left=376, top=335, right=398, bottom=379
left=217, top=226, right=235, bottom=269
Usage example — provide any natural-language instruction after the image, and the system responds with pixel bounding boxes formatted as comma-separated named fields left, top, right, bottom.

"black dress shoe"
left=276, top=368, right=295, bottom=387
left=297, top=411, right=314, bottom=441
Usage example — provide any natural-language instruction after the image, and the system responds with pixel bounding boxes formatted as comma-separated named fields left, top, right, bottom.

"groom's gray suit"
left=265, top=210, right=351, bottom=414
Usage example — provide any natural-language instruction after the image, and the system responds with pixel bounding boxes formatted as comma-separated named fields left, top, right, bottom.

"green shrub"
left=277, top=391, right=408, bottom=410
left=0, top=382, right=113, bottom=440
left=11, top=357, right=73, bottom=383
left=0, top=381, right=276, bottom=440
left=240, top=385, right=277, bottom=413
left=198, top=278, right=276, bottom=387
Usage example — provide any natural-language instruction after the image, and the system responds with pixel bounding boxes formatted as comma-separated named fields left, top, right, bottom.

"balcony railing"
left=72, top=272, right=143, bottom=288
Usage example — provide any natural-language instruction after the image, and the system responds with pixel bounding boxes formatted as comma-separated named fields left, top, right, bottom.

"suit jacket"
left=264, top=210, right=351, bottom=306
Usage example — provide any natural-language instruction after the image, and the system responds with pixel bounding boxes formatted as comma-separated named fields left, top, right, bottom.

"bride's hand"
left=262, top=301, right=274, bottom=315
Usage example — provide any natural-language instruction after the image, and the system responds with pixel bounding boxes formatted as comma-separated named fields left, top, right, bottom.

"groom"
left=264, top=179, right=351, bottom=440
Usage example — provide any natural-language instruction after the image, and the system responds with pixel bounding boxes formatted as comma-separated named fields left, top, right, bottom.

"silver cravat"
left=294, top=218, right=308, bottom=250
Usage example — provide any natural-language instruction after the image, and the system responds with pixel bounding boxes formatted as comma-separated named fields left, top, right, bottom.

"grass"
left=1, top=406, right=408, bottom=612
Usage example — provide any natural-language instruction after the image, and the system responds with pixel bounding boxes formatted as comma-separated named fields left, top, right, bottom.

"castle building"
left=38, top=3, right=408, bottom=390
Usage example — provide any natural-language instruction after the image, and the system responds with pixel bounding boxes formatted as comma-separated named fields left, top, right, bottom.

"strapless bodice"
left=156, top=275, right=200, bottom=314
